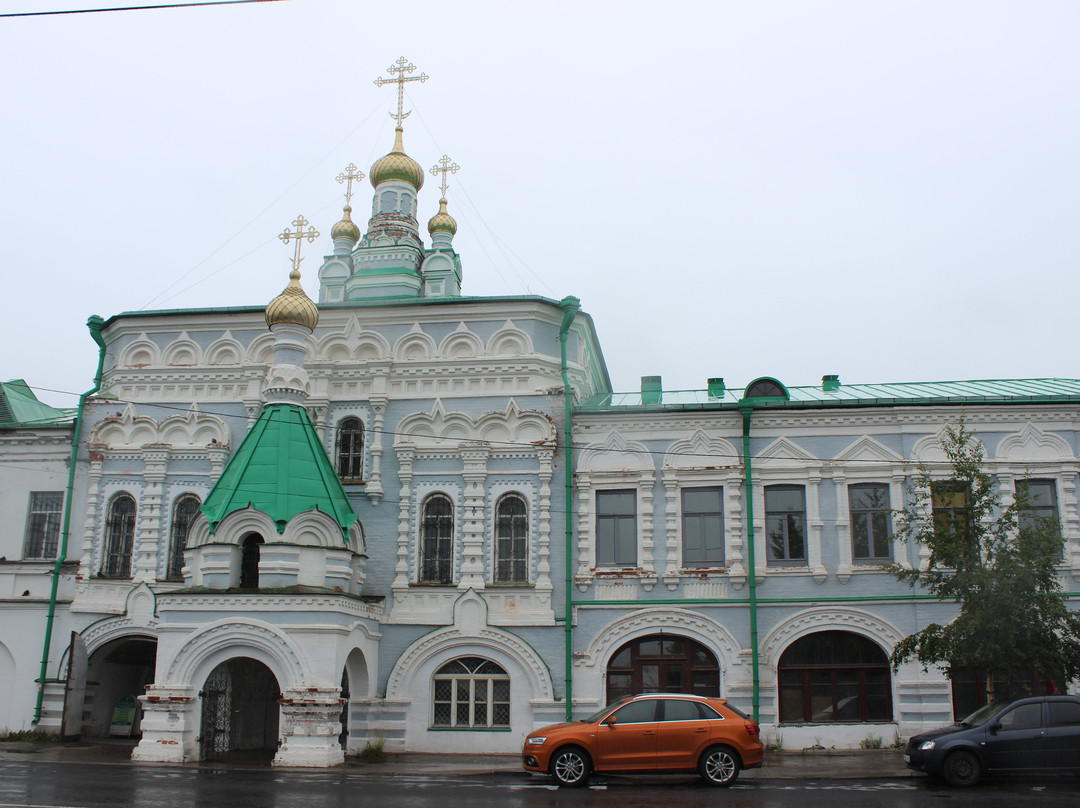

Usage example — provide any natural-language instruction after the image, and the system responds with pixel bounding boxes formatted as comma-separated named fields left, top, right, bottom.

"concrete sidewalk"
left=1, top=739, right=914, bottom=780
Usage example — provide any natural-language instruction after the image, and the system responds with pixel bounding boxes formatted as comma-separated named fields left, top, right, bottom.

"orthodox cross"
left=336, top=163, right=364, bottom=205
left=278, top=215, right=321, bottom=270
left=430, top=155, right=460, bottom=197
left=373, top=57, right=428, bottom=124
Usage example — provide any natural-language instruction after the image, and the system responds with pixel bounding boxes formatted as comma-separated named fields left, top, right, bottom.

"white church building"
left=2, top=60, right=1078, bottom=765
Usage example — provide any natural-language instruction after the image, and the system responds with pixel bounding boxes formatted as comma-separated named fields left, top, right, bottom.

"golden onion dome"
left=330, top=205, right=361, bottom=242
left=369, top=126, right=425, bottom=190
left=265, top=269, right=319, bottom=331
left=427, top=197, right=458, bottom=236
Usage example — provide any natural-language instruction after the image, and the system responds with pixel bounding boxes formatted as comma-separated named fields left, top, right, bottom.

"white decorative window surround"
left=80, top=403, right=230, bottom=588
left=660, top=430, right=744, bottom=590
left=993, top=422, right=1080, bottom=578
left=488, top=489, right=533, bottom=585
left=575, top=432, right=656, bottom=591
left=390, top=400, right=557, bottom=624
left=383, top=591, right=557, bottom=753
left=751, top=437, right=827, bottom=584
left=832, top=436, right=907, bottom=582
left=908, top=421, right=1080, bottom=577
left=329, top=411, right=368, bottom=482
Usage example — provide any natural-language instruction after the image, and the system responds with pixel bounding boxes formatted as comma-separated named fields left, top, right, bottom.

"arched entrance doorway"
left=82, top=636, right=157, bottom=739
left=200, top=657, right=281, bottom=761
left=606, top=634, right=720, bottom=703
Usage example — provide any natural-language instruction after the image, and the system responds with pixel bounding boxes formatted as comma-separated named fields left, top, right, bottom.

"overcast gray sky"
left=2, top=0, right=1078, bottom=408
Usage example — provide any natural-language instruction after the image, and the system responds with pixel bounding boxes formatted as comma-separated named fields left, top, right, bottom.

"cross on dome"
left=278, top=215, right=321, bottom=271
left=374, top=57, right=429, bottom=125
left=336, top=163, right=365, bottom=205
left=430, top=155, right=460, bottom=197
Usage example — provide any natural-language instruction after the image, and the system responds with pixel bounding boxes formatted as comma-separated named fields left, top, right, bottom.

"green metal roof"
left=0, top=379, right=76, bottom=428
left=577, top=378, right=1080, bottom=412
left=202, top=403, right=357, bottom=538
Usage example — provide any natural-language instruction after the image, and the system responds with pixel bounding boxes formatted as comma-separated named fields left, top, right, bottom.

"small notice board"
left=109, top=695, right=138, bottom=737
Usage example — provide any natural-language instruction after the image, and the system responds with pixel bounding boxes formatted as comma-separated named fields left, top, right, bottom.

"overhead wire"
left=0, top=0, right=286, bottom=18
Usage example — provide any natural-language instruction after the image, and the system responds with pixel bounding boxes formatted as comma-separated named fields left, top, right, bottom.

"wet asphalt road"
left=1, top=760, right=1077, bottom=808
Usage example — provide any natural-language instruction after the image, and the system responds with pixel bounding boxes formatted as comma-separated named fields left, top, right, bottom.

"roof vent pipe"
left=707, top=377, right=725, bottom=398
left=823, top=374, right=841, bottom=392
left=641, top=376, right=662, bottom=405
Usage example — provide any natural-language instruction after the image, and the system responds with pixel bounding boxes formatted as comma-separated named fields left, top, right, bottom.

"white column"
left=132, top=685, right=199, bottom=763
left=835, top=471, right=853, bottom=582
left=275, top=687, right=345, bottom=767
left=458, top=444, right=489, bottom=589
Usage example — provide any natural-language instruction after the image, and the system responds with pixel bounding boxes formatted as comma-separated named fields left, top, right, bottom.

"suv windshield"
left=581, top=697, right=631, bottom=724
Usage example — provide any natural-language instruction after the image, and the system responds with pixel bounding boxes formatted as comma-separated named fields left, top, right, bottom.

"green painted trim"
left=35, top=315, right=106, bottom=725
left=559, top=295, right=581, bottom=722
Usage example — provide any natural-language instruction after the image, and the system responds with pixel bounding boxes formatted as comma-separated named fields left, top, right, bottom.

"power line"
left=1, top=0, right=286, bottom=18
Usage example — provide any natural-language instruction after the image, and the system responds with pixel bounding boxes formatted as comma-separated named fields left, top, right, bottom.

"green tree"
left=891, top=420, right=1080, bottom=703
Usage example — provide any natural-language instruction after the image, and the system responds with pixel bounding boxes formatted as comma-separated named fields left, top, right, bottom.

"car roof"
left=628, top=693, right=726, bottom=703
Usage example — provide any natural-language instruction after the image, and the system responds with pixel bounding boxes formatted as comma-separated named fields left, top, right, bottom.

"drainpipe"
left=738, top=402, right=761, bottom=723
left=558, top=296, right=580, bottom=722
left=34, top=315, right=106, bottom=725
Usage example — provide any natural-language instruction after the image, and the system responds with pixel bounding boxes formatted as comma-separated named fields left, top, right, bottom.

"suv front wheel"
left=551, top=746, right=591, bottom=787
left=699, top=745, right=741, bottom=786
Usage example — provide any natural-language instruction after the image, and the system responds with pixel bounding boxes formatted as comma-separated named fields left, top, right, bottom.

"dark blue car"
left=905, top=695, right=1080, bottom=786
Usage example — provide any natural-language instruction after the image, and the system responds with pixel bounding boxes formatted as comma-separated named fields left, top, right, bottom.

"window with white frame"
left=681, top=486, right=724, bottom=567
left=596, top=489, right=637, bottom=566
left=494, top=493, right=528, bottom=583
left=765, top=485, right=806, bottom=565
left=23, top=491, right=64, bottom=559
left=101, top=493, right=137, bottom=577
left=431, top=657, right=510, bottom=728
left=167, top=494, right=201, bottom=580
left=420, top=493, right=454, bottom=584
left=849, top=483, right=892, bottom=563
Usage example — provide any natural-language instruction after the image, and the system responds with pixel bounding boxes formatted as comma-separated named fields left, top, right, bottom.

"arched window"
left=605, top=634, right=720, bottom=703
left=336, top=418, right=364, bottom=481
left=240, top=534, right=264, bottom=589
left=745, top=378, right=788, bottom=399
left=167, top=494, right=201, bottom=580
left=432, top=657, right=510, bottom=728
left=494, top=493, right=528, bottom=583
left=420, top=494, right=453, bottom=584
left=778, top=630, right=892, bottom=723
left=101, top=493, right=137, bottom=577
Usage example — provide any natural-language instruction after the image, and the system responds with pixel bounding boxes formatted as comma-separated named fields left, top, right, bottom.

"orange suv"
left=522, top=693, right=763, bottom=787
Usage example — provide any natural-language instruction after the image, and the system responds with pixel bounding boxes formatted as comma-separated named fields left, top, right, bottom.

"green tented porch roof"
left=577, top=378, right=1080, bottom=412
left=202, top=403, right=357, bottom=538
left=0, top=379, right=76, bottom=428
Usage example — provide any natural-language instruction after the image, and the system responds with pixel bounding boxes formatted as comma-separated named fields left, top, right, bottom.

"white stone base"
left=274, top=687, right=345, bottom=767
left=132, top=686, right=198, bottom=763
